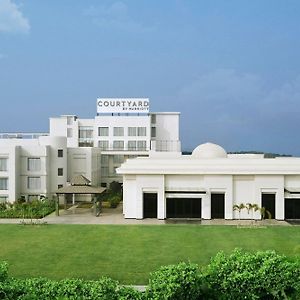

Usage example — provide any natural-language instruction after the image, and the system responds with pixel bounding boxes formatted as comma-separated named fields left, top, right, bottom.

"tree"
left=233, top=203, right=245, bottom=220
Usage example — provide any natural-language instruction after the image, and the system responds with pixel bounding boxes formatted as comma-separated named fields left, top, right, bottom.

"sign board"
left=97, top=98, right=149, bottom=114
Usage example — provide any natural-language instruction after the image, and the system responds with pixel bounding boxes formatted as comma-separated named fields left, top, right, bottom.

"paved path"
left=0, top=203, right=292, bottom=226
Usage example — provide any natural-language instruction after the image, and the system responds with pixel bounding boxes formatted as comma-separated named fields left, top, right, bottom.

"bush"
left=205, top=248, right=300, bottom=300
left=146, top=262, right=206, bottom=300
left=0, top=262, right=8, bottom=282
left=0, top=199, right=56, bottom=219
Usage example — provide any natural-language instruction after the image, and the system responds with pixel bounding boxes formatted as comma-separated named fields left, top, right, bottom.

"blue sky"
left=1, top=1, right=300, bottom=154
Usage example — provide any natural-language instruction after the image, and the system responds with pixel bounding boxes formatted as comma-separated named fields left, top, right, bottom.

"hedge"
left=1, top=249, right=299, bottom=299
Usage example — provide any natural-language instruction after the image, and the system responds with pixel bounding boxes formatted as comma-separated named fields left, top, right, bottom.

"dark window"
left=58, top=168, right=63, bottom=176
left=58, top=184, right=63, bottom=189
left=58, top=149, right=63, bottom=157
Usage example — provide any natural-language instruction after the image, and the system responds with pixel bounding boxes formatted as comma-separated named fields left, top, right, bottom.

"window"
left=98, top=140, right=109, bottom=150
left=137, top=141, right=147, bottom=150
left=101, top=166, right=109, bottom=176
left=101, top=183, right=107, bottom=188
left=138, top=127, right=146, bottom=136
left=58, top=184, right=63, bottom=189
left=113, top=127, right=124, bottom=136
left=79, top=126, right=93, bottom=138
left=0, top=195, right=7, bottom=203
left=151, top=127, right=156, bottom=138
left=0, top=158, right=8, bottom=171
left=113, top=155, right=124, bottom=164
left=98, top=127, right=109, bottom=136
left=113, top=141, right=124, bottom=150
left=79, top=126, right=94, bottom=147
left=128, top=141, right=137, bottom=150
left=67, top=128, right=73, bottom=138
left=27, top=177, right=41, bottom=189
left=58, top=168, right=63, bottom=176
left=58, top=149, right=63, bottom=157
left=28, top=158, right=41, bottom=171
left=101, top=155, right=109, bottom=165
left=67, top=116, right=73, bottom=125
left=28, top=195, right=39, bottom=202
left=128, top=127, right=137, bottom=136
left=151, top=114, right=156, bottom=124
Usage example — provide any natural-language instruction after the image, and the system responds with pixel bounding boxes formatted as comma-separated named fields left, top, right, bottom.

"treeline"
left=0, top=249, right=300, bottom=299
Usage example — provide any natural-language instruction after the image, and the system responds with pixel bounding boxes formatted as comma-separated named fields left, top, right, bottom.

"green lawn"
left=0, top=224, right=299, bottom=284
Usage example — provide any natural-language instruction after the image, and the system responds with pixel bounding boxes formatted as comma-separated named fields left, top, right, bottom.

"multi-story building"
left=0, top=98, right=181, bottom=202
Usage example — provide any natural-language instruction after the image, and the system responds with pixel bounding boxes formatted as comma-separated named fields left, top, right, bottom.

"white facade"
left=50, top=110, right=181, bottom=186
left=118, top=143, right=300, bottom=220
left=0, top=99, right=181, bottom=202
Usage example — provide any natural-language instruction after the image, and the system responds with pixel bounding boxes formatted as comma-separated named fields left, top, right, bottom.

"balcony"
left=150, top=140, right=181, bottom=152
left=0, top=133, right=48, bottom=139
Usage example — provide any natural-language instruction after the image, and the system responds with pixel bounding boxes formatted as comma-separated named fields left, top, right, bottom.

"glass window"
left=0, top=195, right=7, bottom=203
left=101, top=166, right=109, bottom=176
left=58, top=184, right=63, bottom=189
left=67, top=128, right=73, bottom=138
left=58, top=149, right=63, bottom=157
left=0, top=178, right=8, bottom=190
left=137, top=141, right=147, bottom=150
left=0, top=158, right=8, bottom=171
left=137, top=127, right=146, bottom=136
left=113, top=141, right=124, bottom=150
left=28, top=158, right=41, bottom=171
left=151, top=127, right=156, bottom=138
left=101, top=155, right=109, bottom=165
left=67, top=116, right=73, bottom=125
left=79, top=126, right=93, bottom=138
left=128, top=127, right=137, bottom=136
left=113, top=127, right=124, bottom=136
left=58, top=168, right=63, bottom=176
left=98, top=127, right=109, bottom=136
left=28, top=195, right=39, bottom=201
left=113, top=155, right=124, bottom=164
left=151, top=114, right=156, bottom=124
left=27, top=177, right=41, bottom=189
left=98, top=140, right=109, bottom=150
left=128, top=141, right=137, bottom=151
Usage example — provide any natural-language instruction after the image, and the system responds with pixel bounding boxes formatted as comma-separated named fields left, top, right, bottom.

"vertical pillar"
left=64, top=195, right=67, bottom=210
left=72, top=193, right=75, bottom=205
left=56, top=195, right=59, bottom=216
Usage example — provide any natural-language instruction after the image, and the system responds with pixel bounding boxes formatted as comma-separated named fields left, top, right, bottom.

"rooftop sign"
left=97, top=98, right=149, bottom=114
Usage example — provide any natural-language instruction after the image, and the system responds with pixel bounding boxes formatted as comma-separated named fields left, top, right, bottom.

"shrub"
left=0, top=199, right=56, bottom=219
left=146, top=262, right=206, bottom=300
left=0, top=262, right=8, bottom=282
left=205, top=248, right=300, bottom=300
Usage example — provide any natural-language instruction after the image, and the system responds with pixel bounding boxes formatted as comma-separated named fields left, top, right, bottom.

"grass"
left=0, top=224, right=299, bottom=284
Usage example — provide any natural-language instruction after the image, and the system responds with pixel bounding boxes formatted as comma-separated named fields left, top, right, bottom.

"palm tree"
left=233, top=203, right=245, bottom=220
left=260, top=207, right=272, bottom=220
left=246, top=203, right=259, bottom=223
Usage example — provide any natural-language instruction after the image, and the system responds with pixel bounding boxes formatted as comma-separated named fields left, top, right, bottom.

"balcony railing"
left=150, top=140, right=181, bottom=152
left=0, top=133, right=48, bottom=139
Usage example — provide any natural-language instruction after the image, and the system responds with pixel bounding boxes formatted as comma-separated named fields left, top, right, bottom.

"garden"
left=0, top=249, right=299, bottom=299
left=0, top=198, right=56, bottom=219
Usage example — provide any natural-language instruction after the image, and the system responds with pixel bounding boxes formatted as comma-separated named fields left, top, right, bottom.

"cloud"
left=178, top=69, right=300, bottom=153
left=84, top=1, right=154, bottom=33
left=0, top=0, right=30, bottom=34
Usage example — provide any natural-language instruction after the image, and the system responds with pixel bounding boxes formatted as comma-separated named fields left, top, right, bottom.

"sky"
left=1, top=0, right=300, bottom=155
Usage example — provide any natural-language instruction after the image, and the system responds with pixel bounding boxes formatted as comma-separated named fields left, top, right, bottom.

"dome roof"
left=192, top=142, right=227, bottom=159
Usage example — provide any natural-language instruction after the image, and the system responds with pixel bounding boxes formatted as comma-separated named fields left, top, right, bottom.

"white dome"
left=192, top=142, right=227, bottom=159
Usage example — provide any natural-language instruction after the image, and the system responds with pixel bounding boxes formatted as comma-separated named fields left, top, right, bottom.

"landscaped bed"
left=0, top=199, right=56, bottom=219
left=0, top=224, right=299, bottom=284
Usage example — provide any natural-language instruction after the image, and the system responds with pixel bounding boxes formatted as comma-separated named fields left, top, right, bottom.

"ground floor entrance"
left=143, top=193, right=158, bottom=218
left=285, top=198, right=300, bottom=219
left=166, top=198, right=201, bottom=218
left=211, top=193, right=225, bottom=219
left=262, top=193, right=275, bottom=219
